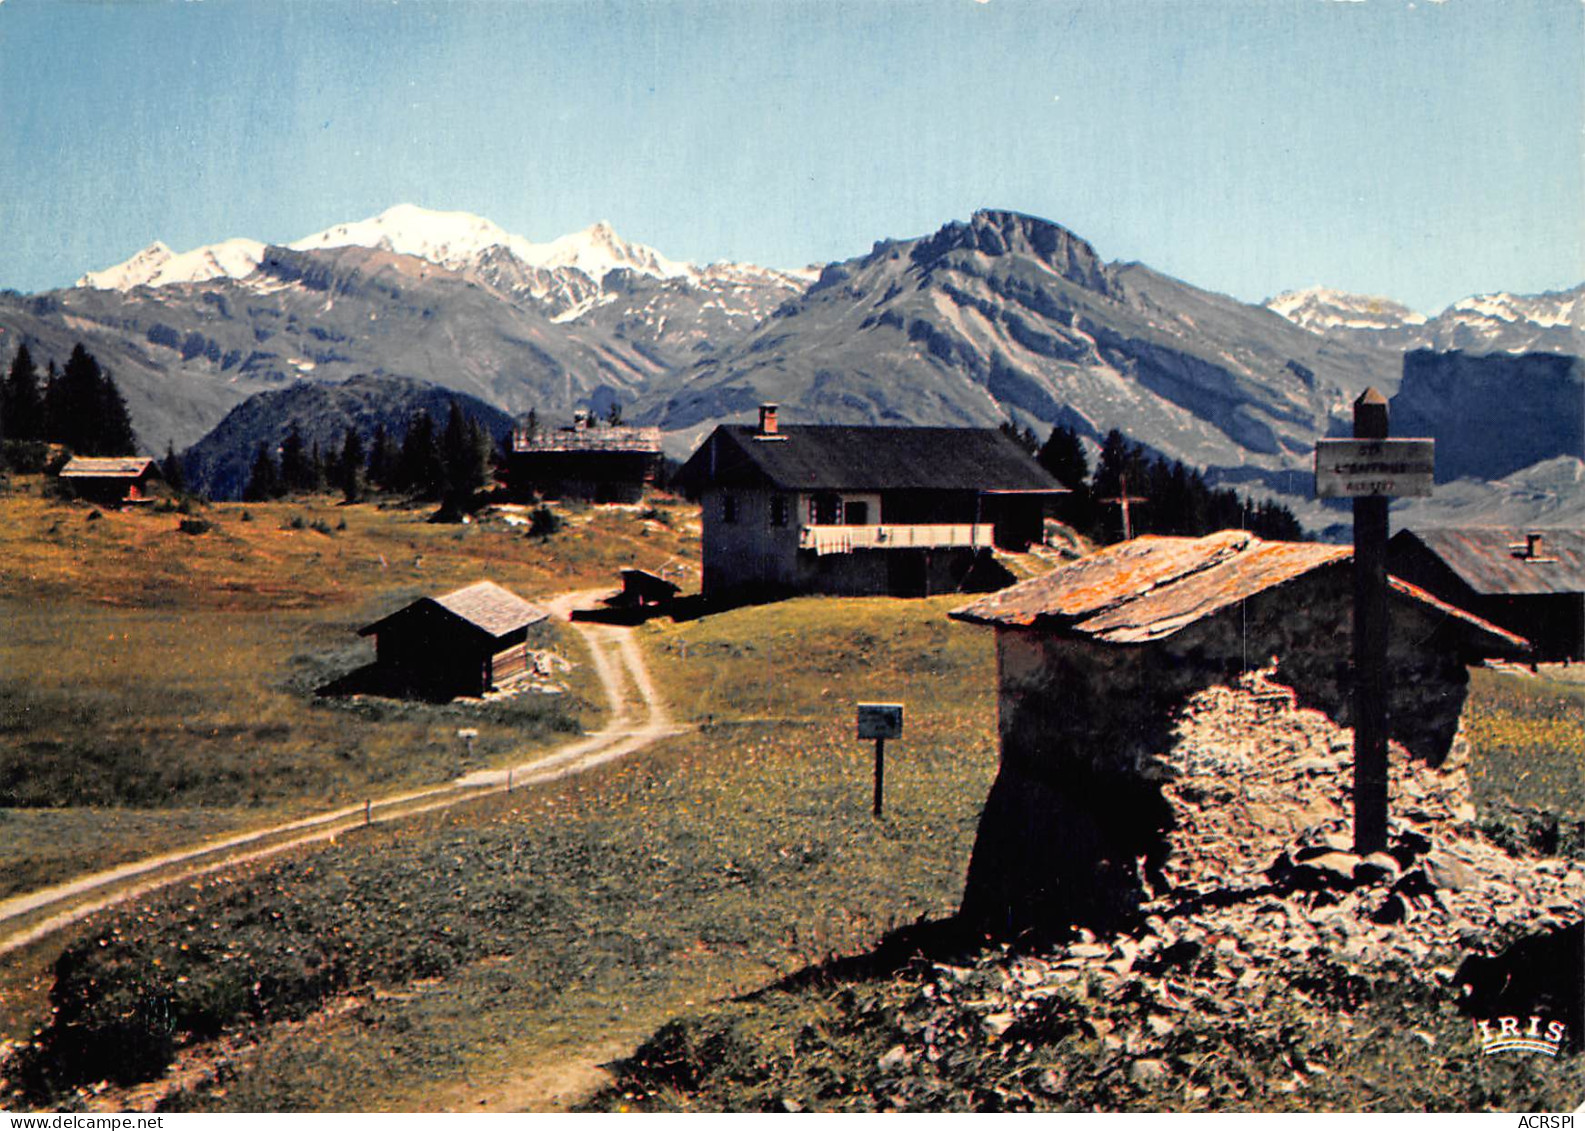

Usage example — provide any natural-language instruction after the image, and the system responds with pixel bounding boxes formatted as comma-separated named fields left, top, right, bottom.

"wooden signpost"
left=857, top=703, right=903, bottom=817
left=1314, top=390, right=1433, bottom=856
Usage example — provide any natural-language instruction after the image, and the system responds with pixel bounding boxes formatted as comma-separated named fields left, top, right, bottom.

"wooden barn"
left=949, top=530, right=1529, bottom=936
left=1388, top=527, right=1585, bottom=661
left=57, top=456, right=162, bottom=505
left=673, top=405, right=1065, bottom=599
left=358, top=581, right=549, bottom=700
left=506, top=412, right=662, bottom=504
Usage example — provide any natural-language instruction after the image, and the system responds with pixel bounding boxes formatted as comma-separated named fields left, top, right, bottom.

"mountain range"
left=2, top=204, right=1578, bottom=525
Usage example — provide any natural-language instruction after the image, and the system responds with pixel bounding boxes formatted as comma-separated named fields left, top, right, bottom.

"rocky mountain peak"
left=911, top=209, right=1114, bottom=296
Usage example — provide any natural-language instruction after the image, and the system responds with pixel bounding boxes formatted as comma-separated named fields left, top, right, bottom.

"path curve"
left=0, top=589, right=684, bottom=959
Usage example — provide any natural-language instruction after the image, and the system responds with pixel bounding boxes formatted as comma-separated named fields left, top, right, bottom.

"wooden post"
left=507, top=767, right=513, bottom=793
left=1352, top=389, right=1390, bottom=856
left=365, top=798, right=372, bottom=827
left=872, top=736, right=886, bottom=818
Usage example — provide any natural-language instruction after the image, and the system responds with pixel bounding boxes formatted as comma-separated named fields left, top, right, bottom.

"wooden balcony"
left=799, top=523, right=995, bottom=556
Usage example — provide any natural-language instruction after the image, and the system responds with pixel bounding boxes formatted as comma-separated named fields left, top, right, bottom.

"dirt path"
left=0, top=589, right=683, bottom=959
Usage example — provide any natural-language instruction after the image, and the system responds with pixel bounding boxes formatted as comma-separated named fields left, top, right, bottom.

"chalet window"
left=811, top=493, right=842, bottom=525
left=844, top=501, right=870, bottom=526
left=769, top=495, right=789, bottom=527
left=721, top=494, right=739, bottom=524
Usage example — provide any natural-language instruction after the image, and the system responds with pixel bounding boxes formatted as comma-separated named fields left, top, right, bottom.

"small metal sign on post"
left=857, top=703, right=903, bottom=817
left=1314, top=390, right=1433, bottom=857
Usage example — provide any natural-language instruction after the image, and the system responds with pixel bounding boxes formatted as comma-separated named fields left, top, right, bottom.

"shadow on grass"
left=315, top=662, right=461, bottom=704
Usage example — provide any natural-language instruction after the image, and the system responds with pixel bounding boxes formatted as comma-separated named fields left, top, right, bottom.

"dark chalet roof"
left=1392, top=528, right=1585, bottom=597
left=675, top=425, right=1065, bottom=494
left=59, top=457, right=159, bottom=479
left=952, top=530, right=1529, bottom=653
left=360, top=580, right=548, bottom=641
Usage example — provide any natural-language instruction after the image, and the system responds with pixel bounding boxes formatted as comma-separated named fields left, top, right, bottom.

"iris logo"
left=1474, top=1015, right=1568, bottom=1058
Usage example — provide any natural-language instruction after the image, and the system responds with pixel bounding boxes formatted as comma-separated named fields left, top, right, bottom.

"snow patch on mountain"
left=1264, top=286, right=1427, bottom=332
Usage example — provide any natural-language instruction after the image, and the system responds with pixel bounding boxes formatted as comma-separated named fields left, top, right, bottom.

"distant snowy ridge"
left=77, top=238, right=267, bottom=290
left=74, top=203, right=807, bottom=298
left=1266, top=282, right=1584, bottom=354
left=1264, top=286, right=1427, bottom=333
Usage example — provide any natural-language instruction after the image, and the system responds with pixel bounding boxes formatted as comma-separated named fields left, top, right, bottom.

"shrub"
left=240, top=510, right=253, bottom=522
left=309, top=518, right=335, bottom=536
left=178, top=517, right=212, bottom=536
left=528, top=506, right=561, bottom=538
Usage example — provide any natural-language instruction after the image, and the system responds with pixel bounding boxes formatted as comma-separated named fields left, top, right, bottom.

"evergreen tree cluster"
left=244, top=401, right=494, bottom=507
left=1, top=342, right=137, bottom=456
left=1037, top=424, right=1304, bottom=544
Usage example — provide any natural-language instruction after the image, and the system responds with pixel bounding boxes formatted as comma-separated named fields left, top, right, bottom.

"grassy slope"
left=0, top=483, right=697, bottom=1035
left=3, top=595, right=1001, bottom=1110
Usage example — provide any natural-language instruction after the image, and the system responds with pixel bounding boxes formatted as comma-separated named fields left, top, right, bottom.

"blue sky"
left=1, top=0, right=1578, bottom=314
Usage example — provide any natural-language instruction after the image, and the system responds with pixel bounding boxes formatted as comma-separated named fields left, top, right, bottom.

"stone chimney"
left=758, top=403, right=779, bottom=436
left=1526, top=532, right=1545, bottom=559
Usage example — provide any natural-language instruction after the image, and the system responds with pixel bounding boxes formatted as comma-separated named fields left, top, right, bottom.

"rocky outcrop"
left=1392, top=350, right=1584, bottom=483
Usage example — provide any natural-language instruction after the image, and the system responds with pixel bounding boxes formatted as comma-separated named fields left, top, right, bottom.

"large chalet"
left=674, top=406, right=1064, bottom=599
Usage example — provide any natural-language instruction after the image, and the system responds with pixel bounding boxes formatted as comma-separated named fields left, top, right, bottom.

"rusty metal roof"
left=951, top=529, right=1528, bottom=651
left=1393, top=527, right=1585, bottom=596
left=361, top=580, right=547, bottom=639
left=58, top=457, right=158, bottom=478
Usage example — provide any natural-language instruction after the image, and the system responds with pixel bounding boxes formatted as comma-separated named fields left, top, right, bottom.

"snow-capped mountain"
left=1265, top=287, right=1428, bottom=335
left=76, top=238, right=267, bottom=290
left=1266, top=283, right=1583, bottom=354
left=75, top=204, right=799, bottom=303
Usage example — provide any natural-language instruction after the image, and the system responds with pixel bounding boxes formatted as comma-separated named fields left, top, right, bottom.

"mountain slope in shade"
left=1266, top=283, right=1584, bottom=355
left=638, top=210, right=1402, bottom=501
left=180, top=373, right=516, bottom=501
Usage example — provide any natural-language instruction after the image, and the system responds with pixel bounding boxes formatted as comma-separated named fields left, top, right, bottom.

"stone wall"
left=959, top=566, right=1481, bottom=937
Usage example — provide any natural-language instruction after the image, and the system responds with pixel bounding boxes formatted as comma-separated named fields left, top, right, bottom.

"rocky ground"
left=593, top=671, right=1585, bottom=1111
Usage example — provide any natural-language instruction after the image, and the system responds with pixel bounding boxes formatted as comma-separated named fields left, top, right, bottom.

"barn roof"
left=674, top=425, right=1064, bottom=493
left=951, top=529, right=1528, bottom=651
left=58, top=457, right=158, bottom=479
left=360, top=580, right=548, bottom=639
left=1392, top=528, right=1585, bottom=596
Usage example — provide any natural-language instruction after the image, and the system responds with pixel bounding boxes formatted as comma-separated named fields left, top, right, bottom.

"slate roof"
left=675, top=425, right=1064, bottom=493
left=952, top=529, right=1528, bottom=651
left=1392, top=528, right=1585, bottom=597
left=361, top=581, right=547, bottom=640
left=59, top=457, right=158, bottom=479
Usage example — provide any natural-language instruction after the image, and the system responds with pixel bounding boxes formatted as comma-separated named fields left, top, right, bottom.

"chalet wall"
left=960, top=567, right=1477, bottom=937
left=699, top=487, right=802, bottom=596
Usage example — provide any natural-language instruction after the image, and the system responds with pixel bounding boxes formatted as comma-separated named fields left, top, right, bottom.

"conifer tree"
left=1, top=344, right=44, bottom=441
left=278, top=423, right=315, bottom=494
left=396, top=409, right=443, bottom=498
left=162, top=441, right=186, bottom=493
left=243, top=442, right=282, bottom=501
left=367, top=422, right=397, bottom=492
left=337, top=426, right=366, bottom=503
left=45, top=344, right=136, bottom=455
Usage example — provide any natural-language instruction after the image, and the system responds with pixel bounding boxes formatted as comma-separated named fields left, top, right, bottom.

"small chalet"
left=949, top=530, right=1528, bottom=936
left=1388, top=527, right=1585, bottom=661
left=506, top=411, right=662, bottom=504
left=57, top=457, right=162, bottom=505
left=673, top=405, right=1065, bottom=598
left=358, top=580, right=548, bottom=700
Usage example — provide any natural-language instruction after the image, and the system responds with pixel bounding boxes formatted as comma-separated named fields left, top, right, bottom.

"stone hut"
left=948, top=530, right=1529, bottom=938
